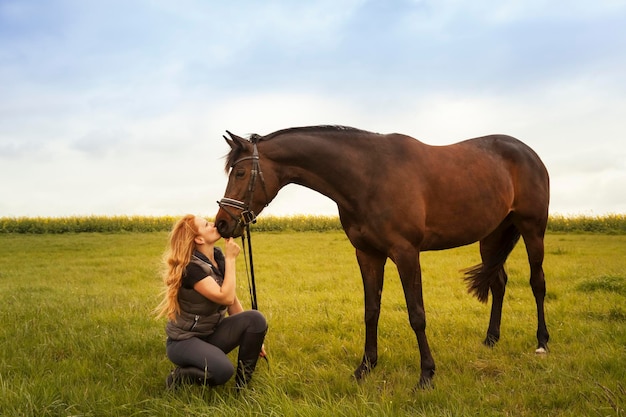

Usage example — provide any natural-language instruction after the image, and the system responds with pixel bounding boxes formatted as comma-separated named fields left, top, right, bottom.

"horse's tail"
left=463, top=225, right=521, bottom=303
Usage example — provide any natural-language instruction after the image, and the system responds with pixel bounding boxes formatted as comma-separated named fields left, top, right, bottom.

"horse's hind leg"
left=515, top=216, right=550, bottom=352
left=477, top=223, right=520, bottom=347
left=484, top=267, right=507, bottom=347
left=354, top=248, right=386, bottom=380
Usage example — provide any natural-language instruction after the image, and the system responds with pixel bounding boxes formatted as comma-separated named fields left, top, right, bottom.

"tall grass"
left=0, top=231, right=624, bottom=416
left=0, top=215, right=180, bottom=234
left=548, top=213, right=626, bottom=234
left=1, top=214, right=625, bottom=234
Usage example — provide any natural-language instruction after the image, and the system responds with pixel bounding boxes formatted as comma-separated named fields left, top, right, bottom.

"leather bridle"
left=217, top=142, right=269, bottom=229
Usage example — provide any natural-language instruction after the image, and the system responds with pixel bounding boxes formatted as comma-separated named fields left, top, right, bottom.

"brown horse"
left=215, top=125, right=550, bottom=387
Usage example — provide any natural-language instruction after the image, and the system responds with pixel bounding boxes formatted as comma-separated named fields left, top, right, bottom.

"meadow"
left=0, top=224, right=624, bottom=416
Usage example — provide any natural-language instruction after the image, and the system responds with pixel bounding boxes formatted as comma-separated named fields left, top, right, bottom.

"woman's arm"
left=193, top=274, right=235, bottom=305
left=193, top=238, right=240, bottom=305
left=227, top=295, right=244, bottom=315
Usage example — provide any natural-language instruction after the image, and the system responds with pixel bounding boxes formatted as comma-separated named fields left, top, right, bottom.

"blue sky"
left=1, top=0, right=625, bottom=217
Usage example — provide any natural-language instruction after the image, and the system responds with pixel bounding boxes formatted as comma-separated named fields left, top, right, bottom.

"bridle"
left=216, top=140, right=269, bottom=311
left=217, top=142, right=269, bottom=230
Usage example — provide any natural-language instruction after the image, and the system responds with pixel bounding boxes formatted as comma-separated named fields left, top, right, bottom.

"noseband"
left=217, top=142, right=269, bottom=228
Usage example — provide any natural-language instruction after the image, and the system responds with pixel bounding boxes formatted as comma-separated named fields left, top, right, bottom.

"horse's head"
left=215, top=131, right=272, bottom=238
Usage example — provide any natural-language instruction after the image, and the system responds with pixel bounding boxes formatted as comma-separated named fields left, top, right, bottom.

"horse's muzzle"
left=216, top=217, right=240, bottom=238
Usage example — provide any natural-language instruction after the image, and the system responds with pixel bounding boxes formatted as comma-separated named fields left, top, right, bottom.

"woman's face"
left=194, top=216, right=221, bottom=244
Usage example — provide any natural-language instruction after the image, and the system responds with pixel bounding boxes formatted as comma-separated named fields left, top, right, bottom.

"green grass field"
left=0, top=231, right=624, bottom=416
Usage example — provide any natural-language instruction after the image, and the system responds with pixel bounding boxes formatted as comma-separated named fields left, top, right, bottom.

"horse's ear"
left=225, top=131, right=248, bottom=150
left=223, top=134, right=235, bottom=149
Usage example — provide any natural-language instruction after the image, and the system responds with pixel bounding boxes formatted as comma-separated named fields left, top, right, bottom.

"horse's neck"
left=270, top=133, right=368, bottom=210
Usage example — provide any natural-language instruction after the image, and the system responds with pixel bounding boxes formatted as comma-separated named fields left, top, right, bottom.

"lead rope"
left=240, top=223, right=269, bottom=367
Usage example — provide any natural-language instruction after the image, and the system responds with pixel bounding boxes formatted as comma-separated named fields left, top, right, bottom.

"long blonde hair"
left=155, top=214, right=198, bottom=320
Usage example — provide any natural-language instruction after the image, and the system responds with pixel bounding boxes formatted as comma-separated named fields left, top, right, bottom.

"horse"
left=215, top=125, right=550, bottom=388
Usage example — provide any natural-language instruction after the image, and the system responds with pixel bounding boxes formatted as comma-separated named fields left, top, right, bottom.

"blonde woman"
left=157, top=215, right=267, bottom=389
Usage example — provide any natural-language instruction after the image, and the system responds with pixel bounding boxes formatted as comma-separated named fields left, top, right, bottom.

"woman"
left=156, top=214, right=267, bottom=389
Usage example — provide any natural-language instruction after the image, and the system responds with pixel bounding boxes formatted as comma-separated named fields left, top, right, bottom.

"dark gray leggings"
left=166, top=310, right=267, bottom=385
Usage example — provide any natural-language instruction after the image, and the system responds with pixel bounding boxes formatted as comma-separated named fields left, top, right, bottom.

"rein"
left=241, top=223, right=258, bottom=310
left=242, top=221, right=269, bottom=366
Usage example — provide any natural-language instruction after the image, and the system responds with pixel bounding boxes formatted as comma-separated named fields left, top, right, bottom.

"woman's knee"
left=246, top=310, right=268, bottom=333
left=208, top=359, right=234, bottom=385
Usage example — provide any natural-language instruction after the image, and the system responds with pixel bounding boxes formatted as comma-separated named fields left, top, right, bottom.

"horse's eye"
left=235, top=169, right=245, bottom=179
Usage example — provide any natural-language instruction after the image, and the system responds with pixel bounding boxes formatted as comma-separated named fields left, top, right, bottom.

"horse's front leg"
left=353, top=248, right=386, bottom=380
left=396, top=250, right=436, bottom=388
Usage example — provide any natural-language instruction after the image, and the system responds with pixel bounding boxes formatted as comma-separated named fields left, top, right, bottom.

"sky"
left=1, top=0, right=625, bottom=218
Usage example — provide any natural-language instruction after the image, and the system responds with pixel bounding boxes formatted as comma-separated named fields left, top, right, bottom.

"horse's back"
left=430, top=134, right=548, bottom=193
left=377, top=133, right=549, bottom=249
left=372, top=132, right=549, bottom=204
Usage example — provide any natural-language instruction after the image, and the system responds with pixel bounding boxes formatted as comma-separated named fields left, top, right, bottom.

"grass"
left=0, top=231, right=624, bottom=416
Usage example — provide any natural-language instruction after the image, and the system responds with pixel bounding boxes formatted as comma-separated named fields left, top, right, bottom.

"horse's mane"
left=261, top=125, right=366, bottom=141
left=225, top=125, right=369, bottom=171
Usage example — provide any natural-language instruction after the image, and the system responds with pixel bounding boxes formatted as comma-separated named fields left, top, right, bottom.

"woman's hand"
left=224, top=237, right=241, bottom=260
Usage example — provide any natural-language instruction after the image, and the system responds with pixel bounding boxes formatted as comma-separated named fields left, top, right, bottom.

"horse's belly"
left=421, top=234, right=482, bottom=251
left=421, top=213, right=508, bottom=251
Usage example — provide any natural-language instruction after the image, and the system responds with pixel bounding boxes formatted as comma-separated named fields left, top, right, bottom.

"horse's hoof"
left=418, top=376, right=435, bottom=390
left=483, top=334, right=499, bottom=347
left=353, top=365, right=371, bottom=381
left=417, top=368, right=435, bottom=390
left=535, top=347, right=548, bottom=354
left=353, top=367, right=367, bottom=381
left=353, top=358, right=377, bottom=381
